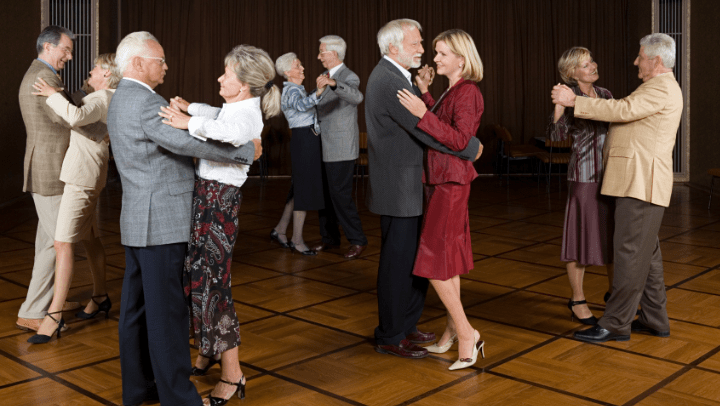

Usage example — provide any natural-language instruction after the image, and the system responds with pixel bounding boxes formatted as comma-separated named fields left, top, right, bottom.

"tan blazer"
left=46, top=89, right=114, bottom=190
left=575, top=73, right=683, bottom=207
left=19, top=60, right=72, bottom=195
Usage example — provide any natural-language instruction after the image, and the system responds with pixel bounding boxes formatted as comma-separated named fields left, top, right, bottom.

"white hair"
left=640, top=33, right=676, bottom=69
left=377, top=19, right=421, bottom=56
left=275, top=52, right=297, bottom=79
left=115, top=31, right=158, bottom=76
left=319, top=35, right=346, bottom=61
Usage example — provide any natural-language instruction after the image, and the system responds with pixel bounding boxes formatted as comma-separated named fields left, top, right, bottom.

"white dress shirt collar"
left=122, top=77, right=155, bottom=93
left=383, top=55, right=412, bottom=85
left=328, top=63, right=344, bottom=78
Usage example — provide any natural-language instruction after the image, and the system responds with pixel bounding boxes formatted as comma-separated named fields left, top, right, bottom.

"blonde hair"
left=94, top=53, right=121, bottom=89
left=432, top=29, right=483, bottom=82
left=225, top=45, right=281, bottom=119
left=557, top=47, right=592, bottom=86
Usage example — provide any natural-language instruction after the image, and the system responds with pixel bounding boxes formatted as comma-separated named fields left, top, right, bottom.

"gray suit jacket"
left=365, top=58, right=481, bottom=217
left=316, top=65, right=363, bottom=162
left=107, top=79, right=255, bottom=247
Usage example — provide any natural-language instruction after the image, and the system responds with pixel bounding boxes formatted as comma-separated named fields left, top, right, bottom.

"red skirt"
left=412, top=183, right=473, bottom=281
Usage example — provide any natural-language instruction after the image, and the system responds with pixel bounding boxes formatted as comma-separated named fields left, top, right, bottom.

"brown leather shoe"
left=16, top=317, right=41, bottom=332
left=344, top=244, right=366, bottom=259
left=406, top=329, right=436, bottom=344
left=312, top=242, right=340, bottom=252
left=375, top=339, right=429, bottom=359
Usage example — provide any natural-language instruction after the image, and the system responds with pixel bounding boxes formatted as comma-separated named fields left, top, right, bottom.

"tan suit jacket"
left=46, top=89, right=114, bottom=190
left=19, top=60, right=73, bottom=195
left=575, top=73, right=683, bottom=207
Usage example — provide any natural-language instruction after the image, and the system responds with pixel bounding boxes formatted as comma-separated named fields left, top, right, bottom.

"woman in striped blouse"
left=548, top=47, right=615, bottom=325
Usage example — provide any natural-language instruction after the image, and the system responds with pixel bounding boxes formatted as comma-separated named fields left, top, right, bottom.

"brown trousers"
left=598, top=197, right=669, bottom=335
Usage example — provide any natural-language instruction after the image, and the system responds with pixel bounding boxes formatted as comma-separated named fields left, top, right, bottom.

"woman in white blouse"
left=28, top=54, right=118, bottom=344
left=159, top=45, right=280, bottom=406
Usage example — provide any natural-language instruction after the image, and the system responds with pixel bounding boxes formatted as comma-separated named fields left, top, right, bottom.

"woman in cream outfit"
left=28, top=54, right=119, bottom=344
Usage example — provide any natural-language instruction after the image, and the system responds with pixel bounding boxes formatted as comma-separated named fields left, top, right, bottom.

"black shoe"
left=293, top=245, right=317, bottom=256
left=192, top=354, right=221, bottom=376
left=207, top=375, right=246, bottom=405
left=27, top=311, right=65, bottom=344
left=574, top=325, right=630, bottom=343
left=76, top=294, right=112, bottom=319
left=270, top=229, right=294, bottom=249
left=567, top=299, right=598, bottom=325
left=631, top=320, right=670, bottom=337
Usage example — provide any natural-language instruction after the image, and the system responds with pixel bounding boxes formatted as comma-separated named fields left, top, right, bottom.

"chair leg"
left=710, top=176, right=716, bottom=210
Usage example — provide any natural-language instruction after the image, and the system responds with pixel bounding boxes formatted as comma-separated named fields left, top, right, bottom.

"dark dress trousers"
left=315, top=65, right=367, bottom=246
left=108, top=79, right=255, bottom=406
left=365, top=58, right=481, bottom=345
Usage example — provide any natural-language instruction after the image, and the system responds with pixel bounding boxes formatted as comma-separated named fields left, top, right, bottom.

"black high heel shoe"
left=567, top=299, right=598, bottom=325
left=292, top=245, right=317, bottom=256
left=207, top=375, right=246, bottom=405
left=192, top=354, right=221, bottom=376
left=270, top=229, right=294, bottom=249
left=76, top=294, right=112, bottom=320
left=27, top=311, right=65, bottom=344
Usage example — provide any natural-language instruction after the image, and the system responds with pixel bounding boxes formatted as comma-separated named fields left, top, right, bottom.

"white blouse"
left=187, top=97, right=263, bottom=187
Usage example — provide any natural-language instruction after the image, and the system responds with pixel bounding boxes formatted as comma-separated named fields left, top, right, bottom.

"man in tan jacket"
left=17, top=26, right=80, bottom=331
left=552, top=33, right=683, bottom=343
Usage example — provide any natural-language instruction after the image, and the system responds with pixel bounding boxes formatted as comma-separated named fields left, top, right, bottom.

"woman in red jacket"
left=398, top=29, right=484, bottom=370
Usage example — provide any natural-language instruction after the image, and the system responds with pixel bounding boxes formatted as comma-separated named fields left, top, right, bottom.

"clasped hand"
left=551, top=83, right=576, bottom=107
left=316, top=74, right=335, bottom=90
left=414, top=64, right=435, bottom=93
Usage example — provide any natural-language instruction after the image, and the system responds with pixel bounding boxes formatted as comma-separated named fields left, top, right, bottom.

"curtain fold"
left=121, top=0, right=633, bottom=175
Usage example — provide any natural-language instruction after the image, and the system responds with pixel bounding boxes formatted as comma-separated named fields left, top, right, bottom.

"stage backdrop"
left=120, top=0, right=648, bottom=176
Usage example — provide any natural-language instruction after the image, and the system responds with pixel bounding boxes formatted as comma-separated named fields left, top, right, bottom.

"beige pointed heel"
left=448, top=331, right=484, bottom=370
left=425, top=334, right=457, bottom=354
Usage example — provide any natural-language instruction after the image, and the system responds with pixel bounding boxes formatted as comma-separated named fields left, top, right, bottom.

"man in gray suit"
left=366, top=19, right=482, bottom=358
left=311, top=35, right=368, bottom=259
left=107, top=32, right=260, bottom=406
left=17, top=25, right=83, bottom=332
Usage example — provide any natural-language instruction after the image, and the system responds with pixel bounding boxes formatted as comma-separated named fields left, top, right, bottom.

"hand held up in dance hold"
left=415, top=64, right=435, bottom=93
left=31, top=77, right=62, bottom=97
left=170, top=96, right=190, bottom=112
left=159, top=105, right=191, bottom=129
left=316, top=73, right=335, bottom=89
left=396, top=88, right=427, bottom=119
left=551, top=83, right=576, bottom=107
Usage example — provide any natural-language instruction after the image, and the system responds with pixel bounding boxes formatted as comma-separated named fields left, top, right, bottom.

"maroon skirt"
left=413, top=183, right=473, bottom=281
left=561, top=181, right=614, bottom=266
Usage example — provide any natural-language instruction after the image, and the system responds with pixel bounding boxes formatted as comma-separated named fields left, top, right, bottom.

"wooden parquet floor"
left=1, top=176, right=719, bottom=406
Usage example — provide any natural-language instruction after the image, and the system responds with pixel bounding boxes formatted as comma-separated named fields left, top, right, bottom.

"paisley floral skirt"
left=184, top=177, right=242, bottom=356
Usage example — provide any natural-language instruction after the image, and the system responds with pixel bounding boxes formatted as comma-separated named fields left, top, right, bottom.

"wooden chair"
left=494, top=125, right=544, bottom=184
left=354, top=132, right=369, bottom=199
left=709, top=168, right=720, bottom=210
left=537, top=137, right=572, bottom=192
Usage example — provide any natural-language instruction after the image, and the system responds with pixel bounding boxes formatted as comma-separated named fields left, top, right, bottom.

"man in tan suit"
left=17, top=26, right=80, bottom=331
left=552, top=33, right=683, bottom=343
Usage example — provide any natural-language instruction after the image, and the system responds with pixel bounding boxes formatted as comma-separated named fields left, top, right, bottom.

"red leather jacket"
left=417, top=78, right=483, bottom=185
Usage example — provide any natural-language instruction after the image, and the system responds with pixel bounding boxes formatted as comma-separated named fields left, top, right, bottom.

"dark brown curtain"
left=121, top=0, right=637, bottom=175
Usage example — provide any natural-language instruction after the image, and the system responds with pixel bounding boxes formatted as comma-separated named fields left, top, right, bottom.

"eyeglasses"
left=318, top=51, right=334, bottom=57
left=140, top=56, right=166, bottom=65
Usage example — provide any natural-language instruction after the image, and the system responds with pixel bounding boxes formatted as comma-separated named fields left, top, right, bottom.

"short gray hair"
left=640, top=33, right=676, bottom=69
left=275, top=52, right=297, bottom=79
left=36, top=25, right=74, bottom=54
left=377, top=19, right=421, bottom=56
left=115, top=31, right=159, bottom=76
left=319, top=35, right=346, bottom=61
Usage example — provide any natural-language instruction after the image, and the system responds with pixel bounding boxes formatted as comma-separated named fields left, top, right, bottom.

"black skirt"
left=290, top=126, right=325, bottom=211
